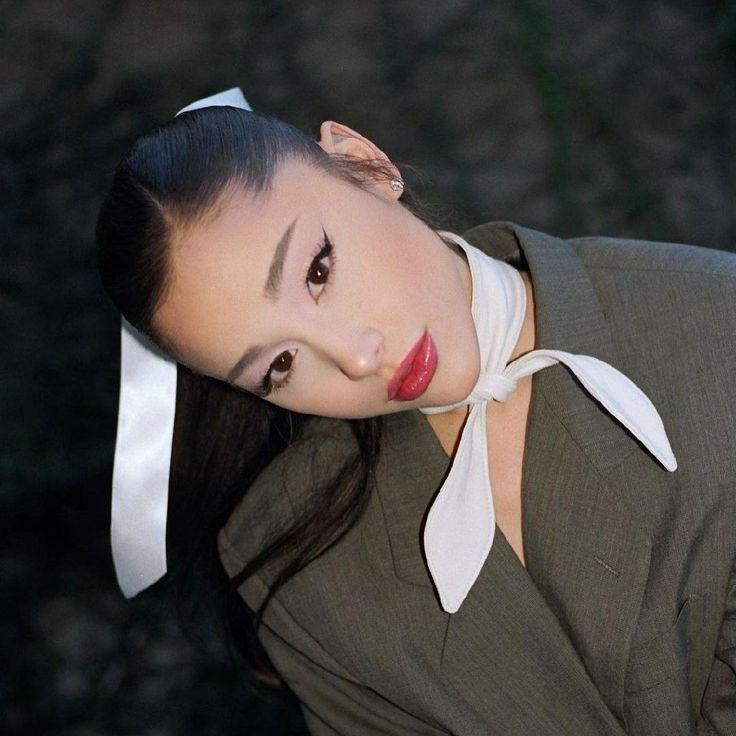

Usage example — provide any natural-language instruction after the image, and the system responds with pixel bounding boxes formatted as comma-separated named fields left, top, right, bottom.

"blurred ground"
left=2, top=1, right=735, bottom=734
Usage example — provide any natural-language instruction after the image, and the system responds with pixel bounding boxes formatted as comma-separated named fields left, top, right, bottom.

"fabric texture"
left=218, top=221, right=736, bottom=735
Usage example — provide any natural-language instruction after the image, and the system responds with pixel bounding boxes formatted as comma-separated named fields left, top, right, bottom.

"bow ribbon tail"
left=508, top=349, right=678, bottom=472
left=111, top=318, right=176, bottom=598
left=423, top=402, right=496, bottom=613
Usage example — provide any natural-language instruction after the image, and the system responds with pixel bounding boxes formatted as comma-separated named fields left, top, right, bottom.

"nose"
left=317, top=326, right=385, bottom=381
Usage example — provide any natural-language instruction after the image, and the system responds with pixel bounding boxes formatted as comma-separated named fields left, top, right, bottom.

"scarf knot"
left=468, top=371, right=518, bottom=404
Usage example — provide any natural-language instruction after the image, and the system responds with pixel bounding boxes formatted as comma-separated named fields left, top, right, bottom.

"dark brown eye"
left=261, top=348, right=298, bottom=397
left=305, top=235, right=335, bottom=302
left=307, top=258, right=330, bottom=285
left=271, top=350, right=293, bottom=375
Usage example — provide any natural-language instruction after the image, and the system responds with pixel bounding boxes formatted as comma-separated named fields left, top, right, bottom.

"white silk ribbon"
left=111, top=88, right=252, bottom=598
left=420, top=231, right=678, bottom=614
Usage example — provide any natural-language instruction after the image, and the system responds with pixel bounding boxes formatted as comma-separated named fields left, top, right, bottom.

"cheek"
left=367, top=243, right=437, bottom=298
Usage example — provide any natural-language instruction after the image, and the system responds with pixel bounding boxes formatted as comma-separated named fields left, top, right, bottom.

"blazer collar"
left=377, top=221, right=655, bottom=718
left=492, top=221, right=652, bottom=472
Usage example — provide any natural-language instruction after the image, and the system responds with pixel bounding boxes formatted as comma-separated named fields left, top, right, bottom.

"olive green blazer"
left=218, top=221, right=736, bottom=735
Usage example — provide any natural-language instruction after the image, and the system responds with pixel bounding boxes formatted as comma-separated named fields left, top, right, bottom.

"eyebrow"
left=226, top=217, right=298, bottom=388
left=263, top=217, right=298, bottom=301
left=226, top=344, right=266, bottom=393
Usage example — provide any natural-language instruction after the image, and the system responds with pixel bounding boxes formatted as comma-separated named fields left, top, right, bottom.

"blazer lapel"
left=378, top=221, right=657, bottom=724
left=376, top=408, right=449, bottom=589
left=468, top=222, right=657, bottom=719
left=379, top=404, right=628, bottom=733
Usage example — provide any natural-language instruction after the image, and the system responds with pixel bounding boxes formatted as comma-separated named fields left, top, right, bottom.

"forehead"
left=176, top=158, right=324, bottom=253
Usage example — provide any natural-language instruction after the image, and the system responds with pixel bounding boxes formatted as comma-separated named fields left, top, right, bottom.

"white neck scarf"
left=419, top=231, right=678, bottom=614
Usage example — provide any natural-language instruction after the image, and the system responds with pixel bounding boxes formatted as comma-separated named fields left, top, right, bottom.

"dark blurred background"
left=2, top=1, right=735, bottom=734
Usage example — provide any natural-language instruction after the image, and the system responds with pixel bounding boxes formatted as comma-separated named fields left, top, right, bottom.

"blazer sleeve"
left=700, top=552, right=736, bottom=734
left=243, top=572, right=451, bottom=736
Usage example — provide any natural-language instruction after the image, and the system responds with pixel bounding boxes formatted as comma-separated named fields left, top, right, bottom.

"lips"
left=387, top=330, right=438, bottom=401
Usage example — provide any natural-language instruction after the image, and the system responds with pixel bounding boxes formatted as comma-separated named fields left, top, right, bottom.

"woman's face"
left=153, top=128, right=480, bottom=419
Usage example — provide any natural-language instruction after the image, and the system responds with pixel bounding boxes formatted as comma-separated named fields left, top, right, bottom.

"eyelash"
left=260, top=231, right=336, bottom=397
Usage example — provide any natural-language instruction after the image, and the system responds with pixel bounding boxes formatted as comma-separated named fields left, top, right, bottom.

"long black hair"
left=95, top=105, right=446, bottom=690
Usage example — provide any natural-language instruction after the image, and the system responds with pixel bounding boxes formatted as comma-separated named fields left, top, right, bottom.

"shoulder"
left=567, top=234, right=736, bottom=356
left=570, top=234, right=736, bottom=364
left=464, top=219, right=736, bottom=278
left=571, top=234, right=736, bottom=485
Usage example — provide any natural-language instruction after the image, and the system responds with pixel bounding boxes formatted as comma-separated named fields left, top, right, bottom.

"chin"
left=439, top=366, right=479, bottom=405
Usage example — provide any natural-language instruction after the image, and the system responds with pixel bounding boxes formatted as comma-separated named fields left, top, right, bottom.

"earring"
left=389, top=177, right=404, bottom=192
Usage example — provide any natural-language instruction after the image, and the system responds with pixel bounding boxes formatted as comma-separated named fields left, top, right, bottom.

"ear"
left=317, top=120, right=403, bottom=201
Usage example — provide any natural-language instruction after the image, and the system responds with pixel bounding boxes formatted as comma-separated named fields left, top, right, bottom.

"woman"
left=95, top=91, right=736, bottom=735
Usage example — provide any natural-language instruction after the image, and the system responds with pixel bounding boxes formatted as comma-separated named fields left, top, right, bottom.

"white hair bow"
left=111, top=88, right=252, bottom=598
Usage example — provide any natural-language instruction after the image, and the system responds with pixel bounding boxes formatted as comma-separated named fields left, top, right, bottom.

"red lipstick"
left=387, top=330, right=438, bottom=401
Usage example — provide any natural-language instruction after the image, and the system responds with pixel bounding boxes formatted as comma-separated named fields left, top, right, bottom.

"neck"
left=426, top=244, right=536, bottom=457
left=511, top=270, right=536, bottom=361
left=450, top=239, right=537, bottom=364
